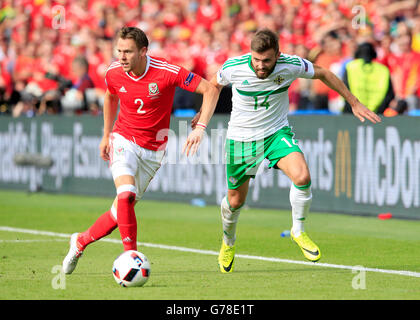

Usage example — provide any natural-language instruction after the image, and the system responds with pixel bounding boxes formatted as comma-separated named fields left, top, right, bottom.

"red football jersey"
left=105, top=55, right=202, bottom=151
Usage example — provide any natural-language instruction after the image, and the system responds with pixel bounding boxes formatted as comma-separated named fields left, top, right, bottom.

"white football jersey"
left=217, top=53, right=315, bottom=141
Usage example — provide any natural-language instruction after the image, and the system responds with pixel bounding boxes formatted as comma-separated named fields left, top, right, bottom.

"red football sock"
left=77, top=209, right=117, bottom=250
left=117, top=187, right=137, bottom=251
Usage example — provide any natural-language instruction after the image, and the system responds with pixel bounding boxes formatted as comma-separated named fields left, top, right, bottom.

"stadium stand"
left=0, top=0, right=419, bottom=117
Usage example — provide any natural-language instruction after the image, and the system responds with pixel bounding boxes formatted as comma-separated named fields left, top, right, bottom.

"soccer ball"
left=112, top=250, right=151, bottom=287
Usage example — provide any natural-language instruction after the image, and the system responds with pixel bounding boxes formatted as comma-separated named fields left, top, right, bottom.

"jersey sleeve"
left=295, top=56, right=315, bottom=79
left=173, top=67, right=202, bottom=92
left=216, top=64, right=232, bottom=86
left=104, top=71, right=117, bottom=94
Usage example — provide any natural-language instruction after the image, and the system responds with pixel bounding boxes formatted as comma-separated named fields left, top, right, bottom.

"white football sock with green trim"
left=289, top=183, right=312, bottom=237
left=220, top=196, right=241, bottom=247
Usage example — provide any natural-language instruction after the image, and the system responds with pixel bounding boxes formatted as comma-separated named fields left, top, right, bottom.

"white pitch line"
left=1, top=226, right=420, bottom=278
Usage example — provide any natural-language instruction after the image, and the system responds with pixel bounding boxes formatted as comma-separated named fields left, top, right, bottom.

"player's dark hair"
left=118, top=27, right=149, bottom=50
left=251, top=28, right=279, bottom=53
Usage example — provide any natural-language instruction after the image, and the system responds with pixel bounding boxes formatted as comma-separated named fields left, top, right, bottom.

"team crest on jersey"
left=115, top=146, right=125, bottom=156
left=148, top=83, right=159, bottom=95
left=274, top=76, right=285, bottom=85
left=229, top=176, right=238, bottom=185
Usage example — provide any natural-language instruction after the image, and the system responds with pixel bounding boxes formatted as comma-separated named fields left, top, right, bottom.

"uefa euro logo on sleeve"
left=184, top=72, right=195, bottom=86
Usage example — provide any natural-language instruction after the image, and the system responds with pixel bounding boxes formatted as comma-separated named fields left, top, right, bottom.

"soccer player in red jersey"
left=62, top=27, right=219, bottom=274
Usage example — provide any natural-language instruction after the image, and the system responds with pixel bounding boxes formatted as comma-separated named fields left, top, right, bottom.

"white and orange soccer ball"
left=112, top=250, right=151, bottom=287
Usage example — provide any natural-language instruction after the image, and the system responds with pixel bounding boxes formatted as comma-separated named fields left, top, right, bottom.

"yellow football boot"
left=291, top=231, right=321, bottom=262
left=218, top=240, right=235, bottom=273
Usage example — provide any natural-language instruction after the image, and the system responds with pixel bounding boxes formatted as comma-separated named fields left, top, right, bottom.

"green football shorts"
left=226, top=126, right=303, bottom=189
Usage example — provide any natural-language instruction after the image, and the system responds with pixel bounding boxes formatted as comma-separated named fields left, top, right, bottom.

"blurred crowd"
left=0, top=0, right=419, bottom=117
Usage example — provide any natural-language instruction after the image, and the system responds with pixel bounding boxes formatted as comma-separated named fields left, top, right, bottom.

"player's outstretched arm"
left=312, top=64, right=381, bottom=124
left=191, top=75, right=224, bottom=129
left=182, top=76, right=222, bottom=156
left=99, top=89, right=119, bottom=161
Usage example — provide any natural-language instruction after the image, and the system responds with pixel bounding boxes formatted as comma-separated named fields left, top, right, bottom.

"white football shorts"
left=109, top=133, right=164, bottom=201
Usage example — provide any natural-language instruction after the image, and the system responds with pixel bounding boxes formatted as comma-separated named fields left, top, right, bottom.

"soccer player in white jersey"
left=184, top=29, right=381, bottom=273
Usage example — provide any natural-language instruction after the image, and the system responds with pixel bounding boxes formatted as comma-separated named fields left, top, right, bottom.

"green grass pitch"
left=0, top=190, right=419, bottom=300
